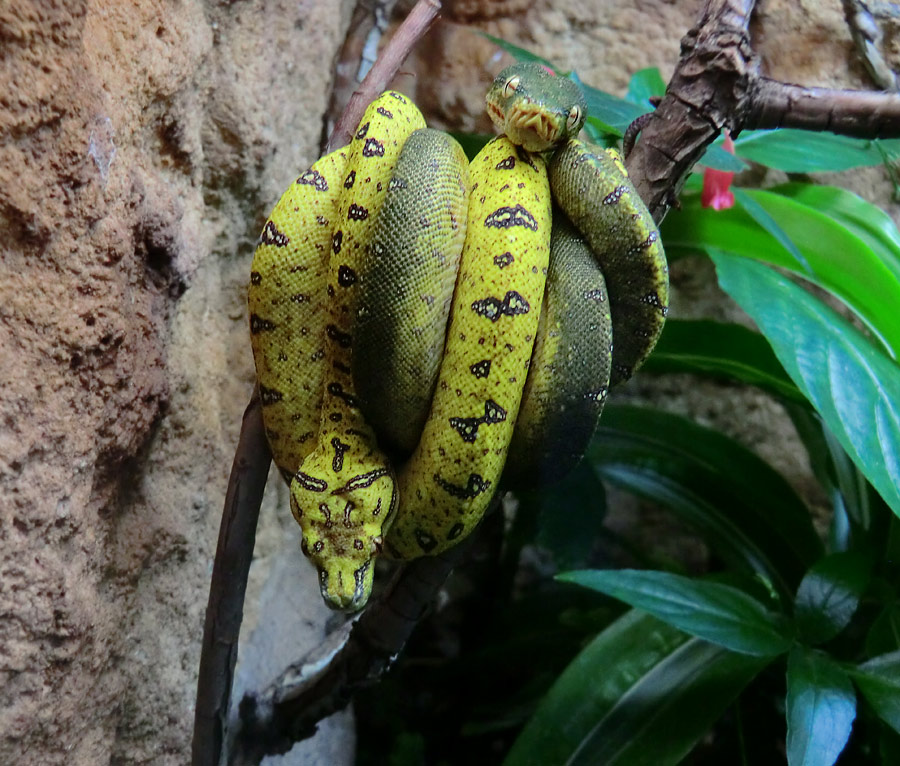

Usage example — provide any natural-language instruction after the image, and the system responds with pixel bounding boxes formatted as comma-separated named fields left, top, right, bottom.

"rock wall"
left=0, top=0, right=894, bottom=763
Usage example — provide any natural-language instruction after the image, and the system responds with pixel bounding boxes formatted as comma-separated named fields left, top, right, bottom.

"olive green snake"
left=247, top=63, right=668, bottom=610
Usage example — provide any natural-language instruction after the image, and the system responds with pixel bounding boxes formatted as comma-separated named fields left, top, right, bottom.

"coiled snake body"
left=248, top=64, right=668, bottom=610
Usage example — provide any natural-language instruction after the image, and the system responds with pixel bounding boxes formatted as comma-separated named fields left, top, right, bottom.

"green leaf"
left=772, top=184, right=900, bottom=286
left=481, top=33, right=556, bottom=68
left=786, top=647, right=856, bottom=766
left=574, top=71, right=649, bottom=136
left=851, top=650, right=900, bottom=735
left=504, top=611, right=688, bottom=765
left=866, top=603, right=900, bottom=657
left=592, top=406, right=822, bottom=596
left=733, top=188, right=812, bottom=274
left=641, top=319, right=803, bottom=402
left=505, top=611, right=768, bottom=766
left=519, top=461, right=607, bottom=570
left=794, top=552, right=872, bottom=644
left=713, top=256, right=900, bottom=519
left=626, top=67, right=666, bottom=107
left=700, top=142, right=749, bottom=172
left=559, top=569, right=793, bottom=656
left=733, top=129, right=900, bottom=173
left=663, top=189, right=900, bottom=359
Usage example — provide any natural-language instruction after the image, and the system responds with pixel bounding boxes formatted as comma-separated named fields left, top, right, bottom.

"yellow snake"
left=247, top=64, right=668, bottom=610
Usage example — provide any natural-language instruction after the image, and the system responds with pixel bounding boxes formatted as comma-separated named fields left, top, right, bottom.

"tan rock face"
left=0, top=0, right=893, bottom=762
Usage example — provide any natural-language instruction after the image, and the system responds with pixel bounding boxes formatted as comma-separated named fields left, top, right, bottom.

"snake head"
left=486, top=62, right=587, bottom=152
left=290, top=458, right=397, bottom=612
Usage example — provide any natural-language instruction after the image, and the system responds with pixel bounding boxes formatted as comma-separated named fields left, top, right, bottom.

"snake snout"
left=317, top=559, right=373, bottom=613
left=505, top=102, right=562, bottom=152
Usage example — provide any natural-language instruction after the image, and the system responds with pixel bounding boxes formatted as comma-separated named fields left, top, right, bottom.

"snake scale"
left=248, top=63, right=668, bottom=610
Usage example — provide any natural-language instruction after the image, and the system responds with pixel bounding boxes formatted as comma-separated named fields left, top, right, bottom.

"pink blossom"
left=701, top=132, right=736, bottom=210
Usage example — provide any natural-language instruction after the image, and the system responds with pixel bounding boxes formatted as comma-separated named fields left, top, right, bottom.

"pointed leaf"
left=733, top=129, right=900, bottom=173
left=786, top=647, right=856, bottom=766
left=641, top=319, right=803, bottom=402
left=663, top=190, right=900, bottom=358
left=713, top=256, right=900, bottom=518
left=505, top=611, right=768, bottom=766
left=626, top=67, right=666, bottom=107
left=592, top=406, right=822, bottom=596
left=850, top=650, right=900, bottom=734
left=559, top=569, right=793, bottom=656
left=795, top=552, right=872, bottom=644
left=504, top=611, right=689, bottom=765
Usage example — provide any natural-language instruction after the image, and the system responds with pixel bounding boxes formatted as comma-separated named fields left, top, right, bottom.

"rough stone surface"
left=1, top=0, right=896, bottom=763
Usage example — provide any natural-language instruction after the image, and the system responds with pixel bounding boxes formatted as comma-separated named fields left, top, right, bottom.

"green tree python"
left=247, top=63, right=668, bottom=611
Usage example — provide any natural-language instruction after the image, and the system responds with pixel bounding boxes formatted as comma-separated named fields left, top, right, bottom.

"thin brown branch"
left=192, top=393, right=270, bottom=766
left=746, top=78, right=900, bottom=137
left=326, top=0, right=441, bottom=153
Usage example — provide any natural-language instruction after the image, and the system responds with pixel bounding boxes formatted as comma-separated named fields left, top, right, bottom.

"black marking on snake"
left=484, top=204, right=538, bottom=231
left=332, top=230, right=343, bottom=254
left=495, top=155, right=516, bottom=170
left=434, top=472, right=490, bottom=500
left=250, top=271, right=261, bottom=285
left=294, top=471, right=327, bottom=492
left=258, top=385, right=283, bottom=405
left=342, top=500, right=355, bottom=527
left=447, top=522, right=465, bottom=541
left=327, top=382, right=359, bottom=408
left=291, top=293, right=310, bottom=303
left=362, top=138, right=385, bottom=157
left=377, top=106, right=393, bottom=118
left=493, top=251, right=514, bottom=268
left=316, top=215, right=327, bottom=225
left=337, top=265, right=357, bottom=287
left=259, top=220, right=289, bottom=247
left=355, top=121, right=369, bottom=139
left=313, top=540, right=324, bottom=553
left=333, top=360, right=352, bottom=374
left=331, top=437, right=349, bottom=472
left=328, top=412, right=342, bottom=422
left=389, top=92, right=407, bottom=103
left=585, top=288, right=605, bottom=301
left=249, top=314, right=276, bottom=333
left=471, top=290, right=530, bottom=322
left=348, top=203, right=369, bottom=221
left=628, top=230, right=659, bottom=254
left=327, top=285, right=335, bottom=298
left=344, top=170, right=356, bottom=189
left=353, top=539, right=364, bottom=550
left=326, top=324, right=352, bottom=348
left=310, top=348, right=325, bottom=362
left=278, top=352, right=287, bottom=361
left=298, top=168, right=328, bottom=192
left=414, top=529, right=438, bottom=553
left=470, top=359, right=491, bottom=378
left=603, top=185, right=627, bottom=205
left=642, top=291, right=665, bottom=310
left=448, top=399, right=507, bottom=442
left=372, top=497, right=382, bottom=517
left=586, top=386, right=609, bottom=403
left=333, top=467, right=390, bottom=494
left=388, top=177, right=408, bottom=191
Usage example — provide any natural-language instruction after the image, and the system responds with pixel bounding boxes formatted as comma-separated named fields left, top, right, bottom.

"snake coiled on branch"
left=248, top=63, right=668, bottom=610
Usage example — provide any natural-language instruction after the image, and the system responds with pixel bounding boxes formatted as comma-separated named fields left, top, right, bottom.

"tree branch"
left=192, top=393, right=270, bottom=766
left=746, top=78, right=900, bottom=136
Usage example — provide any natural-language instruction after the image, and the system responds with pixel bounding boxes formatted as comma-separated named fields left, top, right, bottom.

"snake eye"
left=503, top=75, right=520, bottom=98
left=567, top=105, right=582, bottom=131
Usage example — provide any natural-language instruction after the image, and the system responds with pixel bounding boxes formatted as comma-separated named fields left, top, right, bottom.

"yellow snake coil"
left=248, top=64, right=668, bottom=610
